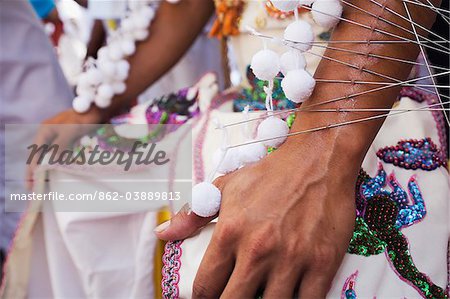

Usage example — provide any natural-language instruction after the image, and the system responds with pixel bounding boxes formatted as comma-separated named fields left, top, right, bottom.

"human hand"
left=156, top=132, right=358, bottom=298
left=25, top=108, right=104, bottom=190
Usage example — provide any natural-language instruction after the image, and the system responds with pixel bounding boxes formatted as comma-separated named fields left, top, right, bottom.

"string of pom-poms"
left=190, top=0, right=450, bottom=218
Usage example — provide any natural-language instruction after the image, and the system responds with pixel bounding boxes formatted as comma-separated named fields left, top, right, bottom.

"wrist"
left=282, top=122, right=368, bottom=176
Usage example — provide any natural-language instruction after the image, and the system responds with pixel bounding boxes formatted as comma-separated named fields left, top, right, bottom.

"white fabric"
left=177, top=97, right=450, bottom=298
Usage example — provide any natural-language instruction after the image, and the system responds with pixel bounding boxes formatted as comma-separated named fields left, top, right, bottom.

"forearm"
left=98, top=0, right=214, bottom=120
left=288, top=0, right=440, bottom=173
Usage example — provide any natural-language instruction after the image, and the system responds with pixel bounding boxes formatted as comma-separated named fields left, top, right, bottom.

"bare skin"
left=156, top=1, right=440, bottom=298
left=26, top=0, right=215, bottom=189
left=29, top=0, right=440, bottom=298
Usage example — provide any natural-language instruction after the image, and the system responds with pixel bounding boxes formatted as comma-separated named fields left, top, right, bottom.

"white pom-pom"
left=112, top=81, right=126, bottom=94
left=298, top=0, right=315, bottom=6
left=257, top=117, right=289, bottom=147
left=140, top=6, right=155, bottom=20
left=73, top=96, right=92, bottom=113
left=270, top=0, right=299, bottom=12
left=213, top=148, right=241, bottom=174
left=107, top=44, right=124, bottom=61
left=250, top=49, right=280, bottom=81
left=284, top=20, right=314, bottom=52
left=85, top=68, right=103, bottom=85
left=95, top=95, right=112, bottom=109
left=76, top=84, right=96, bottom=99
left=96, top=84, right=114, bottom=108
left=280, top=50, right=306, bottom=75
left=77, top=73, right=91, bottom=88
left=311, top=0, right=343, bottom=28
left=97, top=47, right=109, bottom=61
left=281, top=69, right=316, bottom=103
left=191, top=182, right=221, bottom=217
left=132, top=14, right=150, bottom=30
left=115, top=60, right=130, bottom=81
left=128, top=0, right=145, bottom=11
left=97, top=58, right=117, bottom=78
left=120, top=38, right=136, bottom=56
left=121, top=18, right=135, bottom=33
left=239, top=142, right=267, bottom=164
left=133, top=29, right=149, bottom=41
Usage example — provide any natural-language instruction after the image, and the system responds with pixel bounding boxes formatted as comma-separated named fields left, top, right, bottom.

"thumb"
left=154, top=203, right=216, bottom=241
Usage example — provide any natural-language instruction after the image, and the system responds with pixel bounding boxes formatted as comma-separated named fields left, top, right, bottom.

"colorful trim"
left=376, top=138, right=447, bottom=171
left=162, top=240, right=183, bottom=299
left=399, top=87, right=448, bottom=156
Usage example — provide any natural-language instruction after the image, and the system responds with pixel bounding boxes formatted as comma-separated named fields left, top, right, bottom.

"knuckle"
left=246, top=226, right=277, bottom=261
left=214, top=221, right=237, bottom=245
left=311, top=244, right=338, bottom=269
left=283, top=240, right=301, bottom=261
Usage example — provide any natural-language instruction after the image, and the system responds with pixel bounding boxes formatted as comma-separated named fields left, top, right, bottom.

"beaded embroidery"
left=348, top=167, right=447, bottom=298
left=342, top=271, right=359, bottom=299
left=377, top=138, right=447, bottom=171
left=162, top=240, right=183, bottom=299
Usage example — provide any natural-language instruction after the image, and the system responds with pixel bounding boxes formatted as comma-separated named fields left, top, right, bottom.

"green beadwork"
left=347, top=217, right=386, bottom=256
left=347, top=171, right=448, bottom=299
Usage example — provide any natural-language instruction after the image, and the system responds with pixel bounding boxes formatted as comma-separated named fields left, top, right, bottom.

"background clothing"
left=29, top=0, right=55, bottom=19
left=0, top=0, right=73, bottom=252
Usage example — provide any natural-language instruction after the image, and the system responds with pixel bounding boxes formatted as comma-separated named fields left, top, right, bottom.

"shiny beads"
left=347, top=217, right=386, bottom=256
left=345, top=289, right=357, bottom=299
left=347, top=168, right=447, bottom=299
left=377, top=138, right=447, bottom=171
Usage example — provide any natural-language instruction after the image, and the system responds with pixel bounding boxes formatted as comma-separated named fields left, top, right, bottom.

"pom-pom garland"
left=257, top=116, right=290, bottom=147
left=73, top=3, right=156, bottom=113
left=270, top=0, right=300, bottom=12
left=281, top=69, right=316, bottom=103
left=239, top=142, right=267, bottom=164
left=191, top=182, right=222, bottom=217
left=213, top=148, right=242, bottom=174
left=284, top=20, right=314, bottom=52
left=280, top=50, right=306, bottom=75
left=192, top=0, right=346, bottom=218
left=311, top=0, right=343, bottom=28
left=250, top=49, right=281, bottom=81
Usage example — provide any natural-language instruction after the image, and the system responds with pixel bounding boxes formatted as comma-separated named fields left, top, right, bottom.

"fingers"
left=263, top=264, right=303, bottom=299
left=155, top=204, right=215, bottom=240
left=218, top=254, right=267, bottom=299
left=297, top=271, right=332, bottom=299
left=191, top=238, right=235, bottom=299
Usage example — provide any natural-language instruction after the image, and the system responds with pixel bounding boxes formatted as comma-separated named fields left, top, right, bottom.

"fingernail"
left=154, top=220, right=171, bottom=233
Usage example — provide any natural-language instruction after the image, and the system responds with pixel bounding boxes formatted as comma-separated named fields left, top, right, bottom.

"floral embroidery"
left=162, top=240, right=183, bottom=299
left=377, top=138, right=447, bottom=171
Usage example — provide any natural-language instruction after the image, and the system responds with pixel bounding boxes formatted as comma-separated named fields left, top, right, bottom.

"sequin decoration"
left=347, top=217, right=386, bottom=256
left=233, top=66, right=296, bottom=112
left=162, top=240, right=183, bottom=299
left=347, top=167, right=447, bottom=298
left=377, top=138, right=447, bottom=171
left=342, top=271, right=359, bottom=299
left=91, top=86, right=200, bottom=152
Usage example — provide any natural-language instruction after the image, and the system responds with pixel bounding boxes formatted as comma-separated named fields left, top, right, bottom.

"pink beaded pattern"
left=162, top=240, right=183, bottom=299
left=399, top=86, right=448, bottom=155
